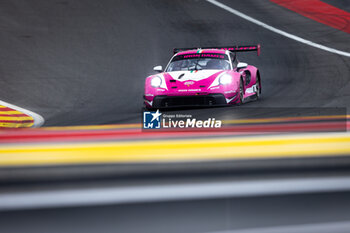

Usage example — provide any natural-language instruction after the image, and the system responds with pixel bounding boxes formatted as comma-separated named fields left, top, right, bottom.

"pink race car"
left=144, top=45, right=261, bottom=109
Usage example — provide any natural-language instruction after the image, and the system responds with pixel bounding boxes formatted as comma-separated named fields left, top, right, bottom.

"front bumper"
left=148, top=94, right=227, bottom=108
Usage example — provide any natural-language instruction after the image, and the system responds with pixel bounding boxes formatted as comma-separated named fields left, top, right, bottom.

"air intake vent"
left=178, top=73, right=185, bottom=79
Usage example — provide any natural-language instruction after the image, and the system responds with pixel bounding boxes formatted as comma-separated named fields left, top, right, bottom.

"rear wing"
left=173, top=44, right=261, bottom=56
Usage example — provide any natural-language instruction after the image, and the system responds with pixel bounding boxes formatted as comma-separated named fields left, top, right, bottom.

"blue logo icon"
left=143, top=110, right=162, bottom=129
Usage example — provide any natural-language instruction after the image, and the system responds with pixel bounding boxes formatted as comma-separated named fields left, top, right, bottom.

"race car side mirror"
left=153, top=66, right=163, bottom=72
left=237, top=62, right=248, bottom=69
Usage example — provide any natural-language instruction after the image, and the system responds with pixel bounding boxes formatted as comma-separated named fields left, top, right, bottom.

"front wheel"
left=238, top=79, right=244, bottom=105
left=255, top=77, right=261, bottom=100
left=143, top=103, right=155, bottom=112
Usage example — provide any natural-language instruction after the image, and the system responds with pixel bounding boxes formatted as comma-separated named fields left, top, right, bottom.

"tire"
left=238, top=79, right=244, bottom=105
left=255, top=77, right=261, bottom=100
left=143, top=104, right=154, bottom=112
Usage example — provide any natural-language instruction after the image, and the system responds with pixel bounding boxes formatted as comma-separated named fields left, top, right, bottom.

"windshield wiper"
left=189, top=62, right=202, bottom=71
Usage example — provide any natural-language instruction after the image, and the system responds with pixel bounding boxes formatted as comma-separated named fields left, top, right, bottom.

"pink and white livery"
left=144, top=45, right=261, bottom=109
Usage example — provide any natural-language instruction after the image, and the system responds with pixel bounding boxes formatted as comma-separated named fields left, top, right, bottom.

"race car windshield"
left=166, top=53, right=230, bottom=72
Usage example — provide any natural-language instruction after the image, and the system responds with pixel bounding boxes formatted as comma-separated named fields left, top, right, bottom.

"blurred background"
left=0, top=0, right=350, bottom=232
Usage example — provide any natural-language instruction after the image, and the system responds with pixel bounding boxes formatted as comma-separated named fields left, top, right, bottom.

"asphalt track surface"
left=1, top=190, right=350, bottom=233
left=0, top=0, right=349, bottom=126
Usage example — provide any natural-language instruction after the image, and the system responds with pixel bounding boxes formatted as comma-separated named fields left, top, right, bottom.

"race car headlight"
left=151, top=76, right=162, bottom=88
left=219, top=74, right=232, bottom=85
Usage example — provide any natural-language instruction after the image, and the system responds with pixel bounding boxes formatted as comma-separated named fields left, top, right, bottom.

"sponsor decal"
left=182, top=54, right=225, bottom=59
left=143, top=110, right=222, bottom=129
left=163, top=117, right=221, bottom=128
left=184, top=81, right=195, bottom=87
left=178, top=89, right=201, bottom=92
left=143, top=110, right=162, bottom=129
left=224, top=90, right=236, bottom=94
left=175, top=53, right=228, bottom=60
left=188, top=89, right=201, bottom=92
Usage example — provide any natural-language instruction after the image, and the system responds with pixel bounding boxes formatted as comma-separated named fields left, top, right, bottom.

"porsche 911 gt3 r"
left=144, top=45, right=261, bottom=109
